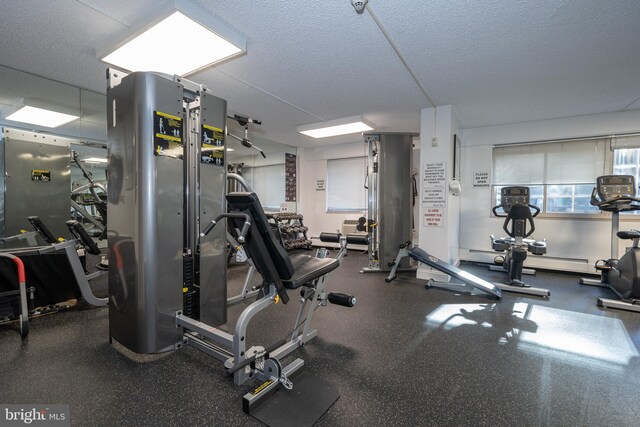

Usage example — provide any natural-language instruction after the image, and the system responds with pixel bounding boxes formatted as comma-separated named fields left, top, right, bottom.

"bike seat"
left=617, top=230, right=640, bottom=240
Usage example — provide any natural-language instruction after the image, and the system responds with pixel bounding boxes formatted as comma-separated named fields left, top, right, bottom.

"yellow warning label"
left=251, top=379, right=274, bottom=396
left=155, top=111, right=181, bottom=121
left=155, top=133, right=181, bottom=142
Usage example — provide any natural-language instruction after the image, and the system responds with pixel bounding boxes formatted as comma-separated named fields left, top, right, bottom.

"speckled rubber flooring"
left=1, top=250, right=640, bottom=426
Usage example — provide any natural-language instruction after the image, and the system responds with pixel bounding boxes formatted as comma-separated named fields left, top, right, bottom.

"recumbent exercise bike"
left=490, top=187, right=550, bottom=297
left=580, top=175, right=640, bottom=312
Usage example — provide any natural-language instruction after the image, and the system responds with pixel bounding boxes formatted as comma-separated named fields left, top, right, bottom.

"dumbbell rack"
left=267, top=212, right=312, bottom=251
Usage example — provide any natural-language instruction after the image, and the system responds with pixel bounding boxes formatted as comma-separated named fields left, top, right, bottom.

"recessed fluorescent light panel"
left=297, top=115, right=374, bottom=138
left=83, top=157, right=108, bottom=164
left=6, top=105, right=79, bottom=128
left=99, top=1, right=246, bottom=76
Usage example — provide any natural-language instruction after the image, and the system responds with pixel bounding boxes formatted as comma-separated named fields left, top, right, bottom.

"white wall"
left=460, top=109, right=640, bottom=273
left=297, top=142, right=368, bottom=241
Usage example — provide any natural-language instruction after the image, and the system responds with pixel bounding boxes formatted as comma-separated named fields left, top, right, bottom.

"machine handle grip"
left=492, top=206, right=506, bottom=217
left=590, top=187, right=600, bottom=206
left=238, top=220, right=251, bottom=244
left=524, top=215, right=536, bottom=238
left=328, top=292, right=356, bottom=307
left=201, top=220, right=217, bottom=237
left=0, top=253, right=26, bottom=284
left=502, top=217, right=511, bottom=237
left=528, top=204, right=541, bottom=218
left=200, top=213, right=251, bottom=243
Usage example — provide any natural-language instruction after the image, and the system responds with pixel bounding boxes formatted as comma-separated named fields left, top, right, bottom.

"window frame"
left=325, top=156, right=367, bottom=213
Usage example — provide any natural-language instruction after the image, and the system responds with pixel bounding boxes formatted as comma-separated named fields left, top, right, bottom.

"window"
left=326, top=157, right=366, bottom=212
left=613, top=147, right=640, bottom=185
left=492, top=138, right=606, bottom=214
left=611, top=135, right=640, bottom=213
left=243, top=164, right=285, bottom=211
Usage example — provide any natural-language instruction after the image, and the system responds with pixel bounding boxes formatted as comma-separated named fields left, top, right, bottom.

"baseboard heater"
left=466, top=249, right=589, bottom=264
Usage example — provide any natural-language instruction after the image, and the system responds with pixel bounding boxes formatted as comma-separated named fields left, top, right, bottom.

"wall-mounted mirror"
left=0, top=65, right=107, bottom=143
left=0, top=64, right=297, bottom=248
left=226, top=122, right=297, bottom=212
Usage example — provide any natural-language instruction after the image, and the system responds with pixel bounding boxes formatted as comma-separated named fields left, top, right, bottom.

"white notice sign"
left=424, top=208, right=444, bottom=227
left=473, top=171, right=490, bottom=188
left=423, top=162, right=447, bottom=207
left=423, top=188, right=446, bottom=207
left=423, top=162, right=446, bottom=187
left=316, top=179, right=325, bottom=191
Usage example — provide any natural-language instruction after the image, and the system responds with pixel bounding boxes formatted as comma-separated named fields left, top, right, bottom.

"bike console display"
left=591, top=175, right=640, bottom=213
left=499, top=187, right=530, bottom=213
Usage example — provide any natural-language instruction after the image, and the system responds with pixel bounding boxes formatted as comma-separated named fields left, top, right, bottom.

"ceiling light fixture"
left=5, top=99, right=79, bottom=128
left=83, top=157, right=108, bottom=164
left=98, top=0, right=246, bottom=76
left=298, top=116, right=373, bottom=138
left=297, top=115, right=374, bottom=139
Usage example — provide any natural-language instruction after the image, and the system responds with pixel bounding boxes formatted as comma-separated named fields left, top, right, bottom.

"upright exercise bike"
left=580, top=175, right=640, bottom=313
left=490, top=187, right=550, bottom=297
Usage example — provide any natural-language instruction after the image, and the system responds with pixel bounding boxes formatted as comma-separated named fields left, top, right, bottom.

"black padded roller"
left=319, top=232, right=342, bottom=243
left=345, top=233, right=369, bottom=245
left=328, top=292, right=356, bottom=307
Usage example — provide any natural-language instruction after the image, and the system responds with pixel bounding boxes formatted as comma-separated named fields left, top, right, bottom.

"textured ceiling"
left=0, top=0, right=639, bottom=146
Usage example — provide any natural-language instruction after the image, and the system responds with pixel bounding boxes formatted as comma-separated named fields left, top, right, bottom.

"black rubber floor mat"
left=249, top=372, right=340, bottom=427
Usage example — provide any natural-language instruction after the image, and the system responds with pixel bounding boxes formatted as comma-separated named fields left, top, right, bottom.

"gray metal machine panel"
left=3, top=137, right=70, bottom=240
left=108, top=72, right=184, bottom=354
left=378, top=134, right=413, bottom=269
left=198, top=91, right=227, bottom=326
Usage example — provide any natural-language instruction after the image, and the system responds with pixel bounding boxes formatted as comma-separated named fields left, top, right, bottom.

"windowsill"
left=490, top=212, right=640, bottom=221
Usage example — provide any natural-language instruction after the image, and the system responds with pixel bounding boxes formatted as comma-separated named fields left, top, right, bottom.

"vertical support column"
left=418, top=106, right=462, bottom=281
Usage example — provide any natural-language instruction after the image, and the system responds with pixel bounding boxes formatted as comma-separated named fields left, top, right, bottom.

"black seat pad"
left=282, top=254, right=339, bottom=289
left=617, top=230, right=640, bottom=240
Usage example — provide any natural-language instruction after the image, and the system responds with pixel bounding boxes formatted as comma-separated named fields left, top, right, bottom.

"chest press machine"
left=107, top=71, right=354, bottom=413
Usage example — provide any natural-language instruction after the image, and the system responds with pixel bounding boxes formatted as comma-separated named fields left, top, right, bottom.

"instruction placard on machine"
left=201, top=124, right=225, bottom=166
left=422, top=162, right=446, bottom=207
left=31, top=169, right=51, bottom=181
left=154, top=111, right=183, bottom=158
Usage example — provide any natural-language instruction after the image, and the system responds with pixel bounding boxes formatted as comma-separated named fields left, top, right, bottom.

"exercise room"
left=1, top=1, right=640, bottom=426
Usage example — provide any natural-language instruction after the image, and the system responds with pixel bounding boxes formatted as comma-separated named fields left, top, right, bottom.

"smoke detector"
left=351, top=0, right=368, bottom=14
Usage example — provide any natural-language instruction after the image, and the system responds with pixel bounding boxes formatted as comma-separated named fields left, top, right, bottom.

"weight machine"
left=360, top=133, right=415, bottom=273
left=107, top=71, right=353, bottom=419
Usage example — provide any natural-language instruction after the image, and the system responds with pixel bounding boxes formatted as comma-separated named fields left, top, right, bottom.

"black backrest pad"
left=66, top=220, right=101, bottom=255
left=506, top=205, right=532, bottom=237
left=226, top=192, right=294, bottom=280
left=27, top=216, right=57, bottom=244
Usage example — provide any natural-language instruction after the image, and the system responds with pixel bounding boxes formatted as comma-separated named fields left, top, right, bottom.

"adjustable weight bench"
left=387, top=242, right=503, bottom=299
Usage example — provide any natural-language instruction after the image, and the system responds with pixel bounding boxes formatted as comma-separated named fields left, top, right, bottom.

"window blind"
left=326, top=157, right=366, bottom=212
left=493, top=139, right=606, bottom=185
left=243, top=164, right=285, bottom=210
